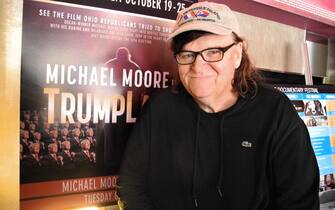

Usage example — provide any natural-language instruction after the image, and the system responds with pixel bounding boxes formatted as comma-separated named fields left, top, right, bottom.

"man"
left=41, top=122, right=50, bottom=142
left=20, top=121, right=25, bottom=132
left=46, top=129, right=59, bottom=147
left=20, top=144, right=23, bottom=161
left=32, top=113, right=40, bottom=130
left=28, top=122, right=36, bottom=141
left=22, top=143, right=41, bottom=170
left=20, top=130, right=31, bottom=156
left=40, top=143, right=63, bottom=180
left=86, top=128, right=96, bottom=153
left=58, top=140, right=75, bottom=170
left=32, top=131, right=47, bottom=155
left=22, top=110, right=31, bottom=130
left=21, top=142, right=42, bottom=182
left=40, top=143, right=62, bottom=168
left=74, top=121, right=85, bottom=138
left=118, top=2, right=319, bottom=210
left=70, top=128, right=82, bottom=153
left=74, top=139, right=96, bottom=168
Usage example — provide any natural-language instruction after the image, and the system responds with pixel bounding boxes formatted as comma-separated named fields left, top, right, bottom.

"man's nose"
left=191, top=53, right=206, bottom=71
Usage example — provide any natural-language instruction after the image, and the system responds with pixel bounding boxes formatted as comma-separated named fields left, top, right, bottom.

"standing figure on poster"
left=118, top=2, right=319, bottom=209
left=97, top=47, right=147, bottom=174
left=104, top=47, right=141, bottom=83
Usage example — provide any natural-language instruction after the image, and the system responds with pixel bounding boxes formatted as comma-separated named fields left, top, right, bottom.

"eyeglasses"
left=174, top=43, right=236, bottom=65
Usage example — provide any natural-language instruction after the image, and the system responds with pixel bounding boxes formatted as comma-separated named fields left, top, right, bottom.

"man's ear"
left=235, top=42, right=243, bottom=69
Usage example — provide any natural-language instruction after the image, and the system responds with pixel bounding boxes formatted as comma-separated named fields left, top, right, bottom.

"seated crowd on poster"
left=20, top=110, right=97, bottom=173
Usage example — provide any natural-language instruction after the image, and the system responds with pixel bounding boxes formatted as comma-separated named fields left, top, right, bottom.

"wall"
left=0, top=0, right=22, bottom=209
left=236, top=11, right=307, bottom=75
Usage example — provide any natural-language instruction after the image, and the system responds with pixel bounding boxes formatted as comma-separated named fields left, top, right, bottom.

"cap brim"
left=167, top=22, right=233, bottom=41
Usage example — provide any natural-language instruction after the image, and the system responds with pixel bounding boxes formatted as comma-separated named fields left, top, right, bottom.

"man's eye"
left=205, top=49, right=221, bottom=56
left=179, top=53, right=194, bottom=59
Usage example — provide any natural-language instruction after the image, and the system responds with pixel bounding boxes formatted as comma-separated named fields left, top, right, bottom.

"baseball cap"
left=167, top=1, right=240, bottom=40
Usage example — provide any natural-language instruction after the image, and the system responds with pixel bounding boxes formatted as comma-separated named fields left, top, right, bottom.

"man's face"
left=44, top=122, right=50, bottom=129
left=33, top=115, right=38, bottom=121
left=74, top=129, right=80, bottom=137
left=34, top=132, right=41, bottom=140
left=50, top=144, right=58, bottom=153
left=75, top=122, right=81, bottom=128
left=24, top=113, right=30, bottom=121
left=87, top=129, right=93, bottom=137
left=82, top=140, right=90, bottom=150
left=29, top=124, right=36, bottom=131
left=52, top=130, right=58, bottom=138
left=32, top=144, right=40, bottom=154
left=20, top=121, right=25, bottom=129
left=178, top=33, right=242, bottom=103
left=63, top=141, right=71, bottom=150
left=62, top=128, right=68, bottom=136
left=23, top=131, right=29, bottom=139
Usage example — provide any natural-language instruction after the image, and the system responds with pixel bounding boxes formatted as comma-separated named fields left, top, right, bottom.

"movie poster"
left=275, top=85, right=335, bottom=209
left=19, top=0, right=194, bottom=209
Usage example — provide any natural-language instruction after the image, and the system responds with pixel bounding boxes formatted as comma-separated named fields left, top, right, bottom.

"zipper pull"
left=217, top=187, right=223, bottom=198
left=194, top=198, right=198, bottom=208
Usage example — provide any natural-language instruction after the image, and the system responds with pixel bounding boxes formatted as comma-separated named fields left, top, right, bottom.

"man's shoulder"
left=146, top=88, right=186, bottom=107
left=254, top=84, right=302, bottom=122
left=58, top=151, right=66, bottom=155
left=23, top=154, right=34, bottom=161
left=140, top=87, right=193, bottom=119
left=257, top=83, right=285, bottom=97
left=41, top=154, right=53, bottom=161
left=255, top=84, right=292, bottom=104
left=244, top=84, right=297, bottom=117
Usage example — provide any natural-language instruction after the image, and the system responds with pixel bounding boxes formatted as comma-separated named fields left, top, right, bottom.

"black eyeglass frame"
left=174, top=43, right=236, bottom=65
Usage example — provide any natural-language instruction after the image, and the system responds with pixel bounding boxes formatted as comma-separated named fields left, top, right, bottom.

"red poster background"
left=20, top=0, right=177, bottom=209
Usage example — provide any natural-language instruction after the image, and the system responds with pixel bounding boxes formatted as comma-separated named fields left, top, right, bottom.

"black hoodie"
left=118, top=85, right=319, bottom=210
